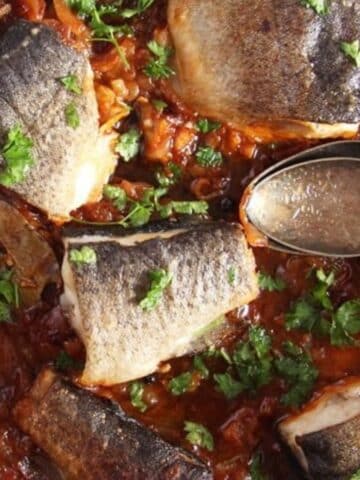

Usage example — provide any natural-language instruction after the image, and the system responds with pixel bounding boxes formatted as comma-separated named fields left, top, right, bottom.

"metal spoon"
left=243, top=141, right=360, bottom=257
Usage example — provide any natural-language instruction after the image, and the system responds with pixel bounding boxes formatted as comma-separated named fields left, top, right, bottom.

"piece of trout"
left=61, top=221, right=258, bottom=385
left=0, top=20, right=115, bottom=220
left=14, top=368, right=212, bottom=480
left=168, top=0, right=360, bottom=140
left=279, top=378, right=360, bottom=480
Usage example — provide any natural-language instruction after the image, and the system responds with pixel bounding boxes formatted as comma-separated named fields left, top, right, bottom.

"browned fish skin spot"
left=14, top=369, right=213, bottom=480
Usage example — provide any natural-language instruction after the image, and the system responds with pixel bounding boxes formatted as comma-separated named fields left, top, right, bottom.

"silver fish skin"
left=61, top=221, right=259, bottom=385
left=14, top=368, right=213, bottom=480
left=279, top=378, right=360, bottom=480
left=0, top=20, right=115, bottom=220
left=168, top=0, right=360, bottom=139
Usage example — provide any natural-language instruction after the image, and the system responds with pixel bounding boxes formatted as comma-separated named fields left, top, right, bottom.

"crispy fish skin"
left=0, top=20, right=115, bottom=220
left=279, top=378, right=360, bottom=480
left=14, top=369, right=213, bottom=480
left=168, top=0, right=360, bottom=138
left=61, top=222, right=258, bottom=385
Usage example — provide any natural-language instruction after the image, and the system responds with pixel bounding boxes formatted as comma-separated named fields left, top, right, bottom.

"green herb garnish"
left=121, top=0, right=155, bottom=18
left=58, top=74, right=82, bottom=94
left=69, top=246, right=97, bottom=265
left=193, top=355, right=209, bottom=379
left=155, top=162, right=182, bottom=187
left=300, top=0, right=329, bottom=15
left=103, top=184, right=127, bottom=211
left=116, top=129, right=141, bottom=162
left=65, top=102, right=80, bottom=129
left=196, top=119, right=221, bottom=134
left=0, top=125, right=35, bottom=186
left=0, top=269, right=19, bottom=323
left=152, top=99, right=168, bottom=112
left=184, top=421, right=214, bottom=451
left=258, top=272, right=286, bottom=292
left=227, top=267, right=236, bottom=286
left=139, top=268, right=172, bottom=311
left=54, top=351, right=81, bottom=371
left=144, top=40, right=175, bottom=80
left=340, top=40, right=360, bottom=68
left=129, top=381, right=147, bottom=412
left=214, top=372, right=243, bottom=399
left=350, top=469, right=360, bottom=480
left=331, top=299, right=360, bottom=346
left=168, top=372, right=192, bottom=395
left=275, top=341, right=318, bottom=407
left=249, top=452, right=268, bottom=480
left=195, top=146, right=223, bottom=168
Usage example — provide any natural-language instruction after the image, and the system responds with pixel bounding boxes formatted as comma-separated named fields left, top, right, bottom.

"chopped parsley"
left=193, top=355, right=209, bottom=379
left=214, top=326, right=273, bottom=399
left=152, top=99, right=168, bottom=112
left=0, top=125, right=35, bottom=186
left=69, top=246, right=97, bottom=265
left=58, top=74, right=82, bottom=95
left=168, top=372, right=192, bottom=395
left=54, top=351, right=82, bottom=371
left=144, top=40, right=175, bottom=80
left=196, top=119, right=221, bottom=134
left=0, top=269, right=19, bottom=323
left=258, top=272, right=286, bottom=292
left=286, top=269, right=360, bottom=346
left=227, top=267, right=236, bottom=286
left=275, top=341, right=318, bottom=407
left=300, top=0, right=329, bottom=15
left=157, top=200, right=208, bottom=219
left=350, top=469, right=360, bottom=480
left=341, top=40, right=360, bottom=68
left=115, top=129, right=141, bottom=162
left=65, top=102, right=80, bottom=129
left=155, top=162, right=182, bottom=187
left=103, top=184, right=127, bottom=211
left=139, top=268, right=173, bottom=311
left=195, top=146, right=223, bottom=168
left=249, top=452, right=268, bottom=480
left=184, top=421, right=214, bottom=451
left=129, top=381, right=147, bottom=412
left=121, top=0, right=155, bottom=18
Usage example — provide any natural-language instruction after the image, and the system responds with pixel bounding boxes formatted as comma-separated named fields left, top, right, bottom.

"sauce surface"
left=0, top=1, right=359, bottom=479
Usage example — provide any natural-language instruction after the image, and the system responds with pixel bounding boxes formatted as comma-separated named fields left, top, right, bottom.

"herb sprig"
left=139, top=268, right=173, bottom=311
left=0, top=269, right=20, bottom=323
left=184, top=421, right=214, bottom=451
left=144, top=41, right=175, bottom=80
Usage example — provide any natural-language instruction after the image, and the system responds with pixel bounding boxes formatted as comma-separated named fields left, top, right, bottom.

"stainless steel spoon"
left=243, top=141, right=360, bottom=257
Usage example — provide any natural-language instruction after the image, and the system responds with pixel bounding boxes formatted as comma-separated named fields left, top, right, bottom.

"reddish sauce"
left=0, top=1, right=359, bottom=479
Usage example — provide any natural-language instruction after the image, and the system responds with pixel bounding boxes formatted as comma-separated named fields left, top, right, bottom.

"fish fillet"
left=60, top=221, right=259, bottom=385
left=279, top=378, right=360, bottom=480
left=0, top=20, right=116, bottom=220
left=168, top=0, right=360, bottom=140
left=14, top=368, right=212, bottom=480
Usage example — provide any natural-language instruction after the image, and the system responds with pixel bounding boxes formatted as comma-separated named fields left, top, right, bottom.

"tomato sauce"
left=0, top=1, right=359, bottom=479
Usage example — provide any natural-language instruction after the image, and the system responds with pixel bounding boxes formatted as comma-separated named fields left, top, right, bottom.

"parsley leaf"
left=144, top=40, right=175, bottom=80
left=196, top=119, right=221, bottom=134
left=121, top=0, right=155, bottom=18
left=103, top=184, right=127, bottom=211
left=115, top=129, right=141, bottom=162
left=157, top=200, right=208, bottom=218
left=0, top=125, right=35, bottom=186
left=152, top=99, right=168, bottom=112
left=214, top=372, right=243, bottom=399
left=341, top=40, right=360, bottom=67
left=69, top=246, right=97, bottom=265
left=193, top=355, right=209, bottom=379
left=275, top=342, right=318, bottom=407
left=65, top=102, right=80, bottom=129
left=249, top=452, right=268, bottom=480
left=139, top=268, right=172, bottom=311
left=168, top=372, right=192, bottom=395
left=184, top=421, right=214, bottom=451
left=54, top=351, right=82, bottom=371
left=195, top=146, right=223, bottom=168
left=227, top=267, right=236, bottom=286
left=58, top=74, right=82, bottom=94
left=155, top=162, right=182, bottom=187
left=129, top=381, right=147, bottom=412
left=350, top=469, right=360, bottom=480
left=258, top=272, right=286, bottom=292
left=300, top=0, right=329, bottom=15
left=330, top=299, right=360, bottom=346
left=0, top=269, right=20, bottom=323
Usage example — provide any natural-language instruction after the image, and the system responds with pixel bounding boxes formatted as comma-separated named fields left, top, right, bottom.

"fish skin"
left=0, top=20, right=115, bottom=220
left=61, top=221, right=258, bottom=385
left=168, top=0, right=360, bottom=135
left=14, top=368, right=213, bottom=480
left=279, top=378, right=360, bottom=480
left=297, top=415, right=360, bottom=480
